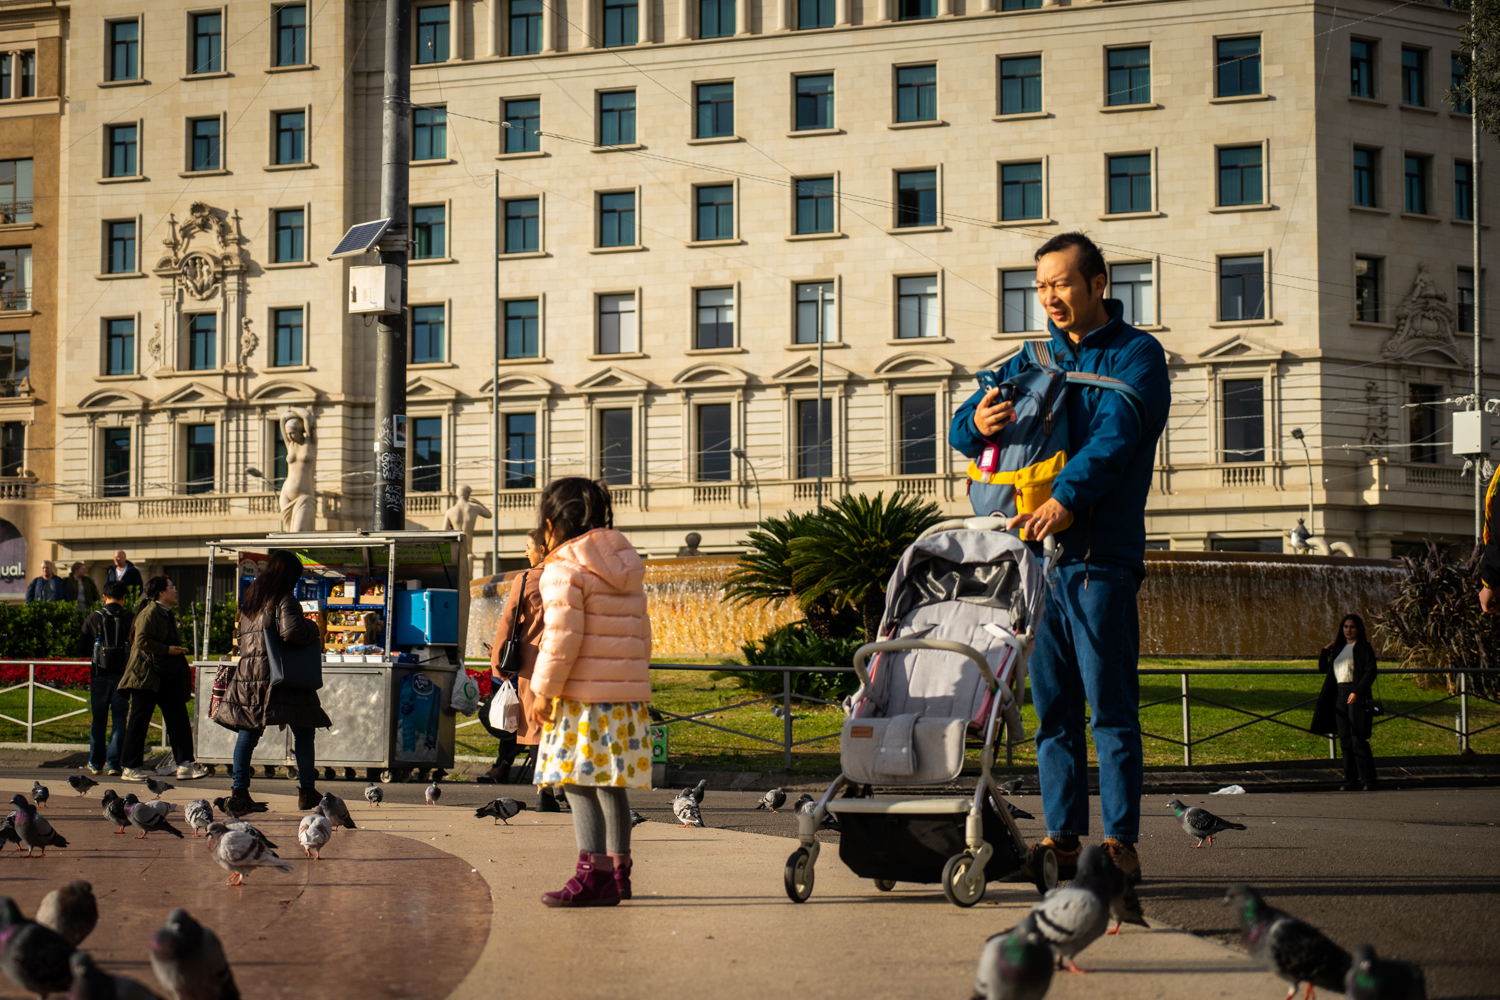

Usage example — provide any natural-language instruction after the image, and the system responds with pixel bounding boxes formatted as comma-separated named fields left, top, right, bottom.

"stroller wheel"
left=873, top=879, right=896, bottom=892
left=784, top=848, right=815, bottom=903
left=1029, top=844, right=1059, bottom=895
left=941, top=853, right=985, bottom=908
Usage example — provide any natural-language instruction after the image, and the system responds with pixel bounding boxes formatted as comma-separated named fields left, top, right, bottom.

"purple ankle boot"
left=541, top=852, right=621, bottom=908
left=609, top=852, right=632, bottom=900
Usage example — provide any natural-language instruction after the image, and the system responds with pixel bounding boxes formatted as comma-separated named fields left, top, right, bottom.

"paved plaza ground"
left=1, top=752, right=1497, bottom=999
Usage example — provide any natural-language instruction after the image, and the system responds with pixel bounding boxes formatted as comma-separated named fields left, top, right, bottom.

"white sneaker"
left=154, top=757, right=178, bottom=776
left=120, top=767, right=152, bottom=782
left=176, top=762, right=209, bottom=780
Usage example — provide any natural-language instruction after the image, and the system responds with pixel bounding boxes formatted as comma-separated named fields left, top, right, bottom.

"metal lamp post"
left=1290, top=427, right=1314, bottom=536
left=731, top=447, right=762, bottom=524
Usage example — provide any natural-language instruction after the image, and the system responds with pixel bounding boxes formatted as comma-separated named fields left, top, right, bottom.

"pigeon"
left=149, top=908, right=238, bottom=1000
left=145, top=778, right=173, bottom=800
left=184, top=800, right=214, bottom=838
left=1006, top=802, right=1035, bottom=821
left=1168, top=797, right=1248, bottom=848
left=10, top=794, right=68, bottom=857
left=0, top=815, right=19, bottom=851
left=474, top=798, right=526, bottom=825
left=101, top=790, right=129, bottom=835
left=31, top=782, right=48, bottom=810
left=298, top=807, right=332, bottom=860
left=148, top=800, right=176, bottom=818
left=211, top=796, right=265, bottom=821
left=67, top=776, right=98, bottom=797
left=1225, top=883, right=1351, bottom=999
left=647, top=706, right=665, bottom=723
left=1345, top=944, right=1426, bottom=1000
left=424, top=782, right=441, bottom=806
left=972, top=914, right=1055, bottom=1000
left=794, top=794, right=840, bottom=831
left=128, top=799, right=185, bottom=840
left=770, top=705, right=802, bottom=721
left=998, top=776, right=1030, bottom=795
left=206, top=823, right=292, bottom=887
left=35, top=881, right=97, bottom=947
left=220, top=820, right=278, bottom=852
left=0, top=896, right=74, bottom=999
left=363, top=783, right=383, bottom=807
left=1028, top=845, right=1112, bottom=973
left=1104, top=860, right=1147, bottom=935
left=319, top=792, right=356, bottom=832
left=755, top=788, right=787, bottom=813
left=630, top=809, right=648, bottom=828
left=67, top=950, right=164, bottom=1000
left=688, top=779, right=708, bottom=805
left=672, top=790, right=704, bottom=828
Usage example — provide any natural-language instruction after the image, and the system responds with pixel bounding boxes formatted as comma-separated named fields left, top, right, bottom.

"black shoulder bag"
left=495, top=571, right=529, bottom=674
left=264, top=608, right=323, bottom=692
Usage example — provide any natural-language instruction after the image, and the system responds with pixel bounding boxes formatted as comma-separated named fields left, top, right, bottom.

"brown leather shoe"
left=1101, top=838, right=1142, bottom=886
left=1036, top=837, right=1081, bottom=881
left=297, top=787, right=321, bottom=811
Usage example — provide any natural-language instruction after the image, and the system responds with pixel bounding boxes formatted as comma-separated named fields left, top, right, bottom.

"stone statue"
left=1381, top=263, right=1466, bottom=363
left=677, top=532, right=704, bottom=557
left=279, top=407, right=317, bottom=532
left=443, top=486, right=492, bottom=659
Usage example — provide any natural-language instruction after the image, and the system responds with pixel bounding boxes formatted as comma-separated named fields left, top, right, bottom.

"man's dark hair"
left=101, top=581, right=128, bottom=601
left=145, top=575, right=172, bottom=601
left=1035, top=232, right=1107, bottom=286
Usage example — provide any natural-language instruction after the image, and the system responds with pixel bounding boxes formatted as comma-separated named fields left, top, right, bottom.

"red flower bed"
left=0, top=660, right=91, bottom=689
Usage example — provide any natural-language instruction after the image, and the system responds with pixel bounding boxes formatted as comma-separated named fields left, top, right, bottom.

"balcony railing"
left=0, top=200, right=33, bottom=224
left=693, top=484, right=732, bottom=505
left=1403, top=463, right=1468, bottom=492
left=405, top=492, right=449, bottom=514
left=0, top=376, right=31, bottom=397
left=0, top=289, right=30, bottom=311
left=0, top=480, right=32, bottom=499
left=57, top=491, right=343, bottom=523
left=1221, top=464, right=1267, bottom=488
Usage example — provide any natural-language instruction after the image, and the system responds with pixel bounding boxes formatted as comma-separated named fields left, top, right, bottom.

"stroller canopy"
left=880, top=529, right=1045, bottom=638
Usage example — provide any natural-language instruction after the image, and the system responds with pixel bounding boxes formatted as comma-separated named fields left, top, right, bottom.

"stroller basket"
left=835, top=797, right=1023, bottom=885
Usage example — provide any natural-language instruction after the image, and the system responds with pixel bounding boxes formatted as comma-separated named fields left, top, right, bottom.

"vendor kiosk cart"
left=191, top=531, right=468, bottom=784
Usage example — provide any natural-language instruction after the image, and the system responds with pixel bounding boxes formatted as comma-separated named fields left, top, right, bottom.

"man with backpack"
left=77, top=580, right=134, bottom=776
left=950, top=232, right=1170, bottom=886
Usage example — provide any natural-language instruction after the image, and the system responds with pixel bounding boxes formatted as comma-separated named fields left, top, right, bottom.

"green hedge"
left=0, top=599, right=239, bottom=660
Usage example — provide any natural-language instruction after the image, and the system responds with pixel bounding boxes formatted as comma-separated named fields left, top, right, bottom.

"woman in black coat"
left=1311, top=614, right=1379, bottom=790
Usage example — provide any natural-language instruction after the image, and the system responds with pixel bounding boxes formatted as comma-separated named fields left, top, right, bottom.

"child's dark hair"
left=537, top=478, right=613, bottom=546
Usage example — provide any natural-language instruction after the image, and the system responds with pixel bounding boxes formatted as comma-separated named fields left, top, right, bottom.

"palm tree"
left=722, top=512, right=846, bottom=637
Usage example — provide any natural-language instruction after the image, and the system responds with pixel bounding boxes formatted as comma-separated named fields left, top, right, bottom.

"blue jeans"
left=1029, top=560, right=1143, bottom=843
left=233, top=726, right=317, bottom=791
left=88, top=673, right=128, bottom=770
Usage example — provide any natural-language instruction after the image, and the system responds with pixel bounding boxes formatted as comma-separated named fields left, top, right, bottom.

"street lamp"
left=1289, top=427, right=1314, bottom=539
left=731, top=447, right=762, bottom=524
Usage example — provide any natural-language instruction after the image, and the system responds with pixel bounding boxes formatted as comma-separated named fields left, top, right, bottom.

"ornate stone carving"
left=1360, top=380, right=1388, bottom=457
left=179, top=252, right=218, bottom=299
left=147, top=323, right=162, bottom=363
left=154, top=201, right=246, bottom=291
left=238, top=317, right=258, bottom=370
left=1381, top=263, right=1467, bottom=363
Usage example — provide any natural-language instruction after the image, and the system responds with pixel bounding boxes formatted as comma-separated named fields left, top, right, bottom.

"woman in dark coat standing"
left=1312, top=613, right=1379, bottom=791
left=479, top=529, right=549, bottom=802
left=212, top=549, right=329, bottom=809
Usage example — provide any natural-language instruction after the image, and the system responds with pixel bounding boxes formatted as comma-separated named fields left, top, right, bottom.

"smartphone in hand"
left=977, top=370, right=999, bottom=393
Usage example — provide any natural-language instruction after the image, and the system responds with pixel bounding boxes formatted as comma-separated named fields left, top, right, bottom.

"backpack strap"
left=1064, top=371, right=1145, bottom=425
left=1022, top=340, right=1057, bottom=369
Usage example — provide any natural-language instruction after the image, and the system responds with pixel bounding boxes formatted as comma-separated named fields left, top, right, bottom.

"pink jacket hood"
left=547, top=528, right=645, bottom=593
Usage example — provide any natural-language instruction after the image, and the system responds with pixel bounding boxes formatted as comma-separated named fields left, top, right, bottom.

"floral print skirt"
left=535, top=699, right=653, bottom=789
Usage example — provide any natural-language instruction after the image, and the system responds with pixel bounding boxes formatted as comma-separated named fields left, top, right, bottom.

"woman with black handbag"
left=479, top=529, right=550, bottom=802
left=1312, top=613, right=1379, bottom=791
left=213, top=549, right=330, bottom=809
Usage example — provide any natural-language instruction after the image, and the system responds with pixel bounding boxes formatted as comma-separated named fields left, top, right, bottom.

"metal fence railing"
left=1, top=659, right=165, bottom=745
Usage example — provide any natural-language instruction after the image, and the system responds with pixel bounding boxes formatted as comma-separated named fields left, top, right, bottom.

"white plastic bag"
left=450, top=668, right=480, bottom=715
left=489, top=678, right=521, bottom=732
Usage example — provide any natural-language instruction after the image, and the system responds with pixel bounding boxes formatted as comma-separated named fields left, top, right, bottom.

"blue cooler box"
left=395, top=589, right=459, bottom=645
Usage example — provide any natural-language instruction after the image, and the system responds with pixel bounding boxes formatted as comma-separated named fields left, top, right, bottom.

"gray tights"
left=563, top=785, right=632, bottom=855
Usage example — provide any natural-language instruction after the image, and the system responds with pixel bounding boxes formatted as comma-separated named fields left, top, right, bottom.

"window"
left=109, top=20, right=140, bottom=81
left=275, top=4, right=308, bottom=66
left=185, top=424, right=215, bottom=494
left=274, top=110, right=306, bottom=164
left=696, top=403, right=732, bottom=481
left=190, top=117, right=221, bottom=171
left=897, top=0, right=935, bottom=20
left=0, top=52, right=35, bottom=99
left=599, top=409, right=633, bottom=485
left=896, top=169, right=937, bottom=227
left=795, top=75, right=834, bottom=130
left=798, top=0, right=834, bottom=29
left=411, top=304, right=445, bottom=362
left=1002, top=269, right=1042, bottom=333
left=896, top=65, right=937, bottom=123
left=107, top=221, right=136, bottom=274
left=413, top=106, right=446, bottom=160
left=898, top=275, right=938, bottom=338
left=1000, top=56, right=1041, bottom=116
left=504, top=198, right=540, bottom=253
left=1222, top=379, right=1264, bottom=462
left=598, top=294, right=637, bottom=353
left=1404, top=155, right=1430, bottom=214
left=899, top=395, right=936, bottom=475
left=1107, top=154, right=1151, bottom=214
left=105, top=318, right=135, bottom=375
left=795, top=177, right=834, bottom=234
left=1408, top=384, right=1440, bottom=464
left=700, top=0, right=735, bottom=38
left=510, top=0, right=542, bottom=55
left=0, top=332, right=26, bottom=396
left=0, top=247, right=29, bottom=309
left=274, top=208, right=305, bottom=262
left=1351, top=39, right=1375, bottom=98
left=696, top=184, right=734, bottom=240
left=696, top=83, right=734, bottom=138
left=1216, top=37, right=1261, bottom=97
left=1218, top=146, right=1263, bottom=206
left=0, top=160, right=29, bottom=223
left=505, top=298, right=540, bottom=358
left=1355, top=256, right=1381, bottom=322
left=603, top=0, right=638, bottom=47
left=504, top=98, right=540, bottom=153
left=503, top=414, right=536, bottom=489
left=1001, top=162, right=1042, bottom=221
left=187, top=314, right=216, bottom=369
left=599, top=90, right=636, bottom=145
left=1459, top=267, right=1475, bottom=334
left=795, top=281, right=835, bottom=344
left=101, top=428, right=130, bottom=497
left=695, top=287, right=734, bottom=349
left=1353, top=147, right=1378, bottom=207
left=0, top=422, right=20, bottom=477
left=413, top=205, right=446, bottom=259
left=1107, top=47, right=1150, bottom=106
left=191, top=12, right=222, bottom=74
left=107, top=124, right=137, bottom=177
left=1219, top=255, right=1265, bottom=321
left=598, top=191, right=636, bottom=247
left=1401, top=47, right=1426, bottom=106
left=412, top=417, right=443, bottom=492
left=1001, top=0, right=1041, bottom=9
left=1456, top=160, right=1474, bottom=221
left=1453, top=54, right=1472, bottom=114
left=272, top=307, right=303, bottom=366
left=1111, top=262, right=1153, bottom=326
left=416, top=5, right=450, bottom=62
left=796, top=398, right=832, bottom=479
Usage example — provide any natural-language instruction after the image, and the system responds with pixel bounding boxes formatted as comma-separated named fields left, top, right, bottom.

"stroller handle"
left=851, top=638, right=998, bottom=693
left=915, top=517, right=1064, bottom=573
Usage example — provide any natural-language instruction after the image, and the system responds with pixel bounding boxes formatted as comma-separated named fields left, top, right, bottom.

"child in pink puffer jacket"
left=527, top=477, right=653, bottom=907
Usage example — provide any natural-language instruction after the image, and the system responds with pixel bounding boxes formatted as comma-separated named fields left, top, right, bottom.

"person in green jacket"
left=117, top=575, right=207, bottom=783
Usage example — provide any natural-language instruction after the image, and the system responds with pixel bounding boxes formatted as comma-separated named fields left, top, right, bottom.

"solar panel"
left=327, top=218, right=392, bottom=260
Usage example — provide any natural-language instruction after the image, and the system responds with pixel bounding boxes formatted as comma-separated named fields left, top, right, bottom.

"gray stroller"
left=783, top=517, right=1061, bottom=907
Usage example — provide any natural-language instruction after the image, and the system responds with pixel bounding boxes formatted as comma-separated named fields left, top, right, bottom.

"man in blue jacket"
left=951, top=232, right=1169, bottom=884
